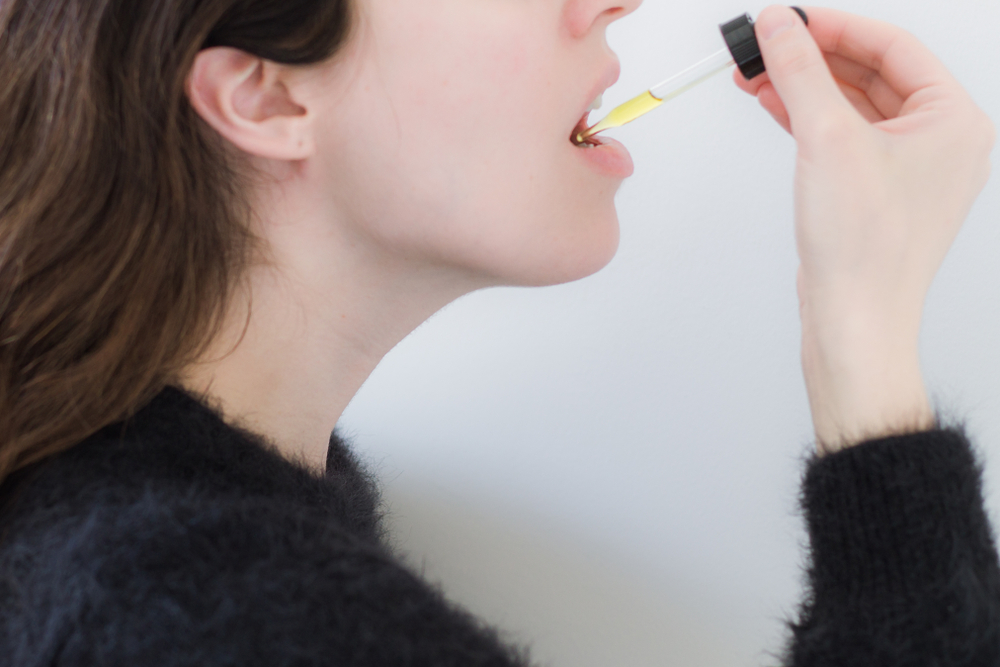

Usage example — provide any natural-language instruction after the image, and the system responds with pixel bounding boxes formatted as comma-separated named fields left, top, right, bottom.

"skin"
left=182, top=0, right=640, bottom=470
left=182, top=2, right=995, bottom=469
left=739, top=7, right=994, bottom=452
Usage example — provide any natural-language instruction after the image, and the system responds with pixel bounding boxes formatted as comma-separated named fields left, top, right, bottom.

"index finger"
left=798, top=6, right=958, bottom=99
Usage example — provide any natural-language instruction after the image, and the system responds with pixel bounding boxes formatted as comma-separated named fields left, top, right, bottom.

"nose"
left=562, top=0, right=643, bottom=39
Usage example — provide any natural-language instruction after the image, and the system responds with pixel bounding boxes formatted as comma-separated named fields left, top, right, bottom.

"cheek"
left=315, top=1, right=622, bottom=285
left=324, top=133, right=622, bottom=286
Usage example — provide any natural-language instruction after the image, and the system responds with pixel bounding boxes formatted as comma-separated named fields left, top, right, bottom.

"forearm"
left=738, top=6, right=991, bottom=450
left=800, top=291, right=934, bottom=453
left=786, top=429, right=1000, bottom=666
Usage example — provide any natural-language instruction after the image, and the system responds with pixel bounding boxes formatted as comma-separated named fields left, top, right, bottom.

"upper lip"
left=577, top=59, right=621, bottom=127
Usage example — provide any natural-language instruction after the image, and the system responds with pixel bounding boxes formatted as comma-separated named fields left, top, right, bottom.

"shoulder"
left=0, top=387, right=530, bottom=665
left=3, top=488, right=529, bottom=666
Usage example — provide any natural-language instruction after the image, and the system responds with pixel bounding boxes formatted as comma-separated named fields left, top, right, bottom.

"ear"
left=186, top=47, right=314, bottom=160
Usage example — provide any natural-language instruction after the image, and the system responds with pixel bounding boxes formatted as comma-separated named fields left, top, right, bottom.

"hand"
left=734, top=6, right=995, bottom=452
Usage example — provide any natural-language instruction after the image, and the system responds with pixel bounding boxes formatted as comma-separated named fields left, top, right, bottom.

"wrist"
left=801, top=305, right=933, bottom=454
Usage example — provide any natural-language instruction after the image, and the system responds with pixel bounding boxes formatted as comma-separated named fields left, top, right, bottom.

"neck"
left=181, top=206, right=481, bottom=472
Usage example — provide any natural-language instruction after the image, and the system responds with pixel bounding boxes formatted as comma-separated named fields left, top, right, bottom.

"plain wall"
left=339, top=1, right=1000, bottom=665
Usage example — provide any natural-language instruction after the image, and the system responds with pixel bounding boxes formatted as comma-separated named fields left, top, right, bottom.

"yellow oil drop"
left=576, top=91, right=664, bottom=144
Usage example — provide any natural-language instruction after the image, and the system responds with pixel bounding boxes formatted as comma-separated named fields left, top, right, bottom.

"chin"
left=511, top=206, right=621, bottom=288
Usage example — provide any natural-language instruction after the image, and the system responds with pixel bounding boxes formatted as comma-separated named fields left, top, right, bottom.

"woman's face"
left=304, top=0, right=641, bottom=287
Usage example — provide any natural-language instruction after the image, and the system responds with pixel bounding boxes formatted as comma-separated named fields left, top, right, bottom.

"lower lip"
left=574, top=136, right=634, bottom=178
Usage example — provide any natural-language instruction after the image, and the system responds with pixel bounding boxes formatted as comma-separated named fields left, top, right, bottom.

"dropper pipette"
left=577, top=48, right=735, bottom=142
left=575, top=8, right=808, bottom=145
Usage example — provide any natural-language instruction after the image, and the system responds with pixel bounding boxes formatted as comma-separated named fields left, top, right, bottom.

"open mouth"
left=571, top=113, right=602, bottom=147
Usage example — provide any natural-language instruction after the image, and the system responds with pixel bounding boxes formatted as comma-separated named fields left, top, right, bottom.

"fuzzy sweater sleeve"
left=786, top=428, right=1000, bottom=666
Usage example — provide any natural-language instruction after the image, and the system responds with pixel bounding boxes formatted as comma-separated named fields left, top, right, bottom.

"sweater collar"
left=4, top=386, right=384, bottom=544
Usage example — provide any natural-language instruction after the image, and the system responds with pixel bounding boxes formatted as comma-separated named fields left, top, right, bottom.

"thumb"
left=755, top=6, right=855, bottom=136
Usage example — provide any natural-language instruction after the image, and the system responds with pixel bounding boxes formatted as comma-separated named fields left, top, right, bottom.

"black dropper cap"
left=719, top=7, right=809, bottom=81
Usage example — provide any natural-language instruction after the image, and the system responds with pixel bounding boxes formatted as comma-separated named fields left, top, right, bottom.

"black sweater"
left=0, top=387, right=998, bottom=666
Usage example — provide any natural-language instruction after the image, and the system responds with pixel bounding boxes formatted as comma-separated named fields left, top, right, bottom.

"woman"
left=0, top=0, right=994, bottom=663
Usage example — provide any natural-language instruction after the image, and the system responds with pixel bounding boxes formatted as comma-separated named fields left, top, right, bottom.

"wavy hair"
left=0, top=0, right=352, bottom=484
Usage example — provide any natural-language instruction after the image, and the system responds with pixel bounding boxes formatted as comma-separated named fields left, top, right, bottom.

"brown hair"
left=0, top=0, right=352, bottom=484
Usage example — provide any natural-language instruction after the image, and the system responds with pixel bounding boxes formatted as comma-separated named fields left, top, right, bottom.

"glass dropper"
left=575, top=9, right=807, bottom=145
left=576, top=48, right=735, bottom=143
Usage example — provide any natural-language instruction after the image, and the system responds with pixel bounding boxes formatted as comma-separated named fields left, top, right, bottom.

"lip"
left=570, top=59, right=631, bottom=178
left=574, top=136, right=634, bottom=178
left=577, top=60, right=621, bottom=130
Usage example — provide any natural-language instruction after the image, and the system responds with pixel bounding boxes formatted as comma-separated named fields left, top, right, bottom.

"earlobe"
left=186, top=47, right=315, bottom=160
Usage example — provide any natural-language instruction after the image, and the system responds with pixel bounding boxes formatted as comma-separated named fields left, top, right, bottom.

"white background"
left=340, top=1, right=1000, bottom=665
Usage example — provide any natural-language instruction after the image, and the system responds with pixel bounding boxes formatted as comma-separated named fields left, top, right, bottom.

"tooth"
left=588, top=94, right=603, bottom=112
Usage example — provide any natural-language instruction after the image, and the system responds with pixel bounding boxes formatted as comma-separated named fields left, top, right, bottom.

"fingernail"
left=758, top=10, right=796, bottom=41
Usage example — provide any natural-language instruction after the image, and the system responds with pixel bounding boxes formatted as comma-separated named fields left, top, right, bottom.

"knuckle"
left=981, top=112, right=997, bottom=152
left=948, top=106, right=995, bottom=161
left=965, top=110, right=997, bottom=170
left=963, top=111, right=995, bottom=191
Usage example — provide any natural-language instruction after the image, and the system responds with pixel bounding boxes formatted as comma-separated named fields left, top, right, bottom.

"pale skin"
left=740, top=7, right=994, bottom=451
left=182, top=2, right=994, bottom=470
